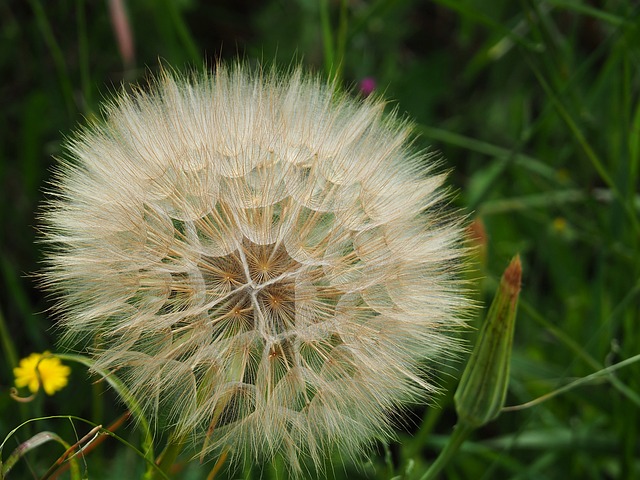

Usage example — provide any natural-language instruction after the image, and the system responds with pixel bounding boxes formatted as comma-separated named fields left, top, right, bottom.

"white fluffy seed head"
left=42, top=64, right=470, bottom=475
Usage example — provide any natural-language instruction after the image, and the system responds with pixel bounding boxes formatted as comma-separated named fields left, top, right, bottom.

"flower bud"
left=454, top=255, right=522, bottom=427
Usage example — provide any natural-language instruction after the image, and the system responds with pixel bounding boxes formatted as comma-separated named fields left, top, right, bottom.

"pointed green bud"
left=454, top=255, right=522, bottom=428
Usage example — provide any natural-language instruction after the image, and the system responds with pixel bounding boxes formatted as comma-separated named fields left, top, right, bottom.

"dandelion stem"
left=153, top=434, right=186, bottom=479
left=206, top=448, right=229, bottom=480
left=419, top=422, right=474, bottom=480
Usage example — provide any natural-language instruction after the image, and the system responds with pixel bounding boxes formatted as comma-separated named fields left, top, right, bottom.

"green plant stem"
left=546, top=0, right=626, bottom=25
left=419, top=422, right=474, bottom=480
left=76, top=0, right=92, bottom=114
left=333, top=0, right=348, bottom=82
left=27, top=0, right=75, bottom=118
left=206, top=449, right=229, bottom=480
left=503, top=352, right=640, bottom=411
left=431, top=0, right=542, bottom=51
left=0, top=306, right=18, bottom=371
left=414, top=124, right=558, bottom=181
left=0, top=306, right=30, bottom=425
left=524, top=53, right=640, bottom=234
left=319, top=0, right=334, bottom=79
left=55, top=353, right=155, bottom=466
left=153, top=435, right=186, bottom=479
left=521, top=292, right=640, bottom=408
left=157, top=0, right=199, bottom=64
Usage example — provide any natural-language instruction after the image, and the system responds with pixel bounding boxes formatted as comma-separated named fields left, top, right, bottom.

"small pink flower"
left=359, top=77, right=376, bottom=97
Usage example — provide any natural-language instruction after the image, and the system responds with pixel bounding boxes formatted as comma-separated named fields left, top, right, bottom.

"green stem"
left=0, top=306, right=29, bottom=425
left=502, top=352, right=640, bottom=412
left=27, top=0, right=76, bottom=118
left=333, top=0, right=348, bottom=82
left=419, top=422, right=474, bottom=480
left=152, top=435, right=187, bottom=479
left=162, top=0, right=200, bottom=64
left=55, top=353, right=155, bottom=469
left=76, top=0, right=92, bottom=114
left=520, top=282, right=640, bottom=408
left=524, top=54, right=640, bottom=234
left=0, top=306, right=18, bottom=370
left=319, top=0, right=335, bottom=78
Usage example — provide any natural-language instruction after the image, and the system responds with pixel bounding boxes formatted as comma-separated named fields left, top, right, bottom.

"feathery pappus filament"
left=42, top=64, right=470, bottom=475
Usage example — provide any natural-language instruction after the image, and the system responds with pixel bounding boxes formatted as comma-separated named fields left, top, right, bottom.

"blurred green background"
left=1, top=0, right=639, bottom=478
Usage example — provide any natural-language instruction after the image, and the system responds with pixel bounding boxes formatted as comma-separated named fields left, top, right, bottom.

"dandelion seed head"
left=42, top=64, right=470, bottom=474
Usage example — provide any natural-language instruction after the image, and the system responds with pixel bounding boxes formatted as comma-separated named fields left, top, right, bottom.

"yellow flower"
left=14, top=351, right=71, bottom=395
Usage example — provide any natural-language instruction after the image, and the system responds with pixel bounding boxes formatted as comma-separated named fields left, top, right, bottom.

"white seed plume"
left=42, top=65, right=469, bottom=474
